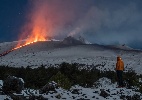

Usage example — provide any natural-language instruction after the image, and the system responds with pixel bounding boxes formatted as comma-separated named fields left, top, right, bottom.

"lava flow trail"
left=0, top=47, right=19, bottom=57
left=0, top=50, right=13, bottom=57
left=0, top=41, right=37, bottom=57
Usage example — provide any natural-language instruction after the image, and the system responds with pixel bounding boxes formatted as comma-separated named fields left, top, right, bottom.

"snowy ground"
left=0, top=78, right=142, bottom=100
left=0, top=41, right=142, bottom=74
left=0, top=40, right=142, bottom=99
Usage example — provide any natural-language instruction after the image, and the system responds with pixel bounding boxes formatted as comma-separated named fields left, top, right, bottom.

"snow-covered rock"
left=2, top=76, right=24, bottom=94
left=1, top=77, right=141, bottom=100
left=0, top=80, right=3, bottom=88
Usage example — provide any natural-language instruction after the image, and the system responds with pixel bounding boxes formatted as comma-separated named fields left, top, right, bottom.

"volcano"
left=0, top=36, right=88, bottom=57
left=0, top=37, right=142, bottom=74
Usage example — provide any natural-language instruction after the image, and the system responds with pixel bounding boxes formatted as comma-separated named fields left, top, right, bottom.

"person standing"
left=115, top=56, right=124, bottom=87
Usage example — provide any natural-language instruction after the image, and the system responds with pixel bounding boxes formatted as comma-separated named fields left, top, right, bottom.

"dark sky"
left=0, top=0, right=28, bottom=42
left=0, top=0, right=142, bottom=49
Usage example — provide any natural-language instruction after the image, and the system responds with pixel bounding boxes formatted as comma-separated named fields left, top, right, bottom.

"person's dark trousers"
left=116, top=70, right=123, bottom=87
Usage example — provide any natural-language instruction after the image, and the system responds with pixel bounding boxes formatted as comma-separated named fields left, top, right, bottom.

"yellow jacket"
left=116, top=57, right=124, bottom=71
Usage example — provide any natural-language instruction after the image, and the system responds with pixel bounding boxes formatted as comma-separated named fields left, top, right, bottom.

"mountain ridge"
left=0, top=37, right=142, bottom=74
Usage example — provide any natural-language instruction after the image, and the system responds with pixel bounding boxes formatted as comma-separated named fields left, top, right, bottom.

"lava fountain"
left=0, top=0, right=77, bottom=57
left=14, top=0, right=51, bottom=50
left=0, top=1, right=52, bottom=57
left=14, top=24, right=48, bottom=50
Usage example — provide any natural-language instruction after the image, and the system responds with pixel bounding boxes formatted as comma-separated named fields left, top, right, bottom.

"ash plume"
left=18, top=0, right=142, bottom=49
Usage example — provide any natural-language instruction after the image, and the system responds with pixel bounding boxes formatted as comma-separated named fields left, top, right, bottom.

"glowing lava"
left=0, top=40, right=44, bottom=57
left=14, top=11, right=48, bottom=49
left=13, top=41, right=37, bottom=50
left=15, top=32, right=47, bottom=50
left=14, top=0, right=52, bottom=50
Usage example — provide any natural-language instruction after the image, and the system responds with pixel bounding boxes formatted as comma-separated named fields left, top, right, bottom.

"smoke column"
left=17, top=0, right=82, bottom=47
left=16, top=0, right=142, bottom=49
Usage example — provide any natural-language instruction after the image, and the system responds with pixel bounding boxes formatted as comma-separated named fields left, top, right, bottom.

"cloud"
left=19, top=0, right=89, bottom=39
left=68, top=1, right=142, bottom=48
left=19, top=0, right=142, bottom=48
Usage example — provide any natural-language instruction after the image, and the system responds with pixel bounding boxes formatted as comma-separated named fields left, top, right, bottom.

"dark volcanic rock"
left=2, top=76, right=24, bottom=94
left=39, top=81, right=58, bottom=94
left=100, top=89, right=109, bottom=98
left=55, top=94, right=61, bottom=99
left=71, top=89, right=80, bottom=94
left=62, top=36, right=84, bottom=45
left=29, top=95, right=46, bottom=100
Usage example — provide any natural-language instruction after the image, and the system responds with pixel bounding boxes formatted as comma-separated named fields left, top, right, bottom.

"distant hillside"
left=0, top=37, right=142, bottom=74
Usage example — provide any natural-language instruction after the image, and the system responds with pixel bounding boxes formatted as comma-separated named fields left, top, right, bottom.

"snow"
left=0, top=40, right=142, bottom=99
left=0, top=80, right=3, bottom=88
left=0, top=41, right=142, bottom=74
left=0, top=95, right=12, bottom=100
left=1, top=78, right=142, bottom=99
left=0, top=80, right=12, bottom=100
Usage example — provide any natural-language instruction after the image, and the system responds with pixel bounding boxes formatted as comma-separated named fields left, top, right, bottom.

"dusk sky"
left=0, top=0, right=142, bottom=49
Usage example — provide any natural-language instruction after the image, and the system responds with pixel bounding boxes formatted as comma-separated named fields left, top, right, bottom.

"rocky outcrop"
left=62, top=36, right=84, bottom=45
left=2, top=76, right=24, bottom=94
left=39, top=81, right=58, bottom=94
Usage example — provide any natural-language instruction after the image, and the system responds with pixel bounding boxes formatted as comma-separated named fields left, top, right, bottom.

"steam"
left=18, top=0, right=82, bottom=44
left=68, top=1, right=142, bottom=48
left=18, top=0, right=142, bottom=48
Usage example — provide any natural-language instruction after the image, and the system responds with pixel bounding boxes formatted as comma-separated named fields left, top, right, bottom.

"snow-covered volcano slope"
left=0, top=37, right=142, bottom=74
